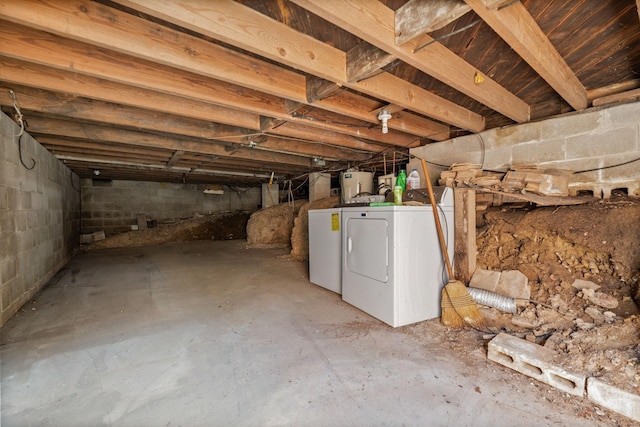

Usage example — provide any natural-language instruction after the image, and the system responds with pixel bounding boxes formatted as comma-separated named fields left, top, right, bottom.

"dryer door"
left=345, top=217, right=389, bottom=283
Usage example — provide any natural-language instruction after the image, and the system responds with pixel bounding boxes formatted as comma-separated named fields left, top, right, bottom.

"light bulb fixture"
left=93, top=169, right=101, bottom=176
left=377, top=109, right=392, bottom=134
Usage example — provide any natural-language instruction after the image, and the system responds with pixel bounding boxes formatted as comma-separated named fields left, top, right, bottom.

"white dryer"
left=341, top=187, right=454, bottom=327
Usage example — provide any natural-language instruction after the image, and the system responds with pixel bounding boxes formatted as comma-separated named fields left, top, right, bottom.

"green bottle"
left=397, top=169, right=407, bottom=191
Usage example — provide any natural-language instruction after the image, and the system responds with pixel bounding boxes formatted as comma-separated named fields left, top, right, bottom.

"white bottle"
left=407, top=168, right=421, bottom=190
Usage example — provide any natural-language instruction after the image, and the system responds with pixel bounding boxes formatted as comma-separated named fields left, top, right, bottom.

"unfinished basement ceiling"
left=0, top=0, right=639, bottom=186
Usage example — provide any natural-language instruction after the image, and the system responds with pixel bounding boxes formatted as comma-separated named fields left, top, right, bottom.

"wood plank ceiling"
left=1, top=0, right=639, bottom=186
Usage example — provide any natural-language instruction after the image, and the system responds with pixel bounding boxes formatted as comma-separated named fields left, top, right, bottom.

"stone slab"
left=468, top=269, right=500, bottom=293
left=496, top=270, right=530, bottom=300
left=488, top=333, right=586, bottom=397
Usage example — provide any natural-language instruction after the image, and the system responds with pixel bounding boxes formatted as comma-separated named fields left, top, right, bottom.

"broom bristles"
left=440, top=280, right=486, bottom=329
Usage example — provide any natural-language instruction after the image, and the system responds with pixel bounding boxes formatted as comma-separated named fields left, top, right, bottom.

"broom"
left=420, top=158, right=485, bottom=329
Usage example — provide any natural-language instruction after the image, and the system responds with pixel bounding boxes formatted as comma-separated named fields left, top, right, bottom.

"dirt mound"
left=290, top=196, right=340, bottom=261
left=82, top=211, right=251, bottom=250
left=472, top=193, right=640, bottom=400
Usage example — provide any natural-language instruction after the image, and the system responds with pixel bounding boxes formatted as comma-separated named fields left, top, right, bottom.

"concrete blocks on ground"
left=488, top=333, right=586, bottom=397
left=489, top=333, right=640, bottom=423
left=587, top=377, right=640, bottom=422
left=469, top=269, right=530, bottom=300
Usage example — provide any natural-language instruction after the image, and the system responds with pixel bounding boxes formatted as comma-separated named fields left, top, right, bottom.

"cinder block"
left=566, top=127, right=636, bottom=158
left=488, top=333, right=586, bottom=397
left=540, top=111, right=601, bottom=140
left=512, top=139, right=566, bottom=164
left=587, top=377, right=640, bottom=422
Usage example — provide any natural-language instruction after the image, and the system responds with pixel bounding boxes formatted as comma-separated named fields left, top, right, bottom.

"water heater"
left=340, top=171, right=373, bottom=203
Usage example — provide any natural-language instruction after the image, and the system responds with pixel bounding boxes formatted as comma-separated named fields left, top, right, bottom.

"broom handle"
left=421, top=158, right=455, bottom=280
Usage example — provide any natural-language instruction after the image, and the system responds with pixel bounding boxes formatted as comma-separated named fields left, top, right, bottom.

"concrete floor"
left=0, top=240, right=608, bottom=426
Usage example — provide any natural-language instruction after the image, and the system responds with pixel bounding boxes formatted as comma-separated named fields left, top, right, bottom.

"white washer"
left=308, top=208, right=342, bottom=294
left=341, top=187, right=454, bottom=327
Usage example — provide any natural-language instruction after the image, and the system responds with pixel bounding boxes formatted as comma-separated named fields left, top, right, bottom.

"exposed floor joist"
left=465, top=0, right=588, bottom=111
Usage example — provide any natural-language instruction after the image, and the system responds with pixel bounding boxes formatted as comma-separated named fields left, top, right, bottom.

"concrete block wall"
left=81, top=179, right=261, bottom=235
left=409, top=102, right=640, bottom=198
left=0, top=111, right=80, bottom=326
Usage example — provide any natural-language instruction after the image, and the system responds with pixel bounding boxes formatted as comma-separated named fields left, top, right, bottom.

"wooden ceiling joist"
left=25, top=117, right=312, bottom=168
left=114, top=0, right=482, bottom=132
left=0, top=10, right=427, bottom=146
left=0, top=0, right=307, bottom=102
left=291, top=0, right=530, bottom=124
left=465, top=0, right=588, bottom=111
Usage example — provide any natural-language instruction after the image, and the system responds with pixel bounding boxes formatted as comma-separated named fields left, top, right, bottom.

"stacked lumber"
left=438, top=163, right=500, bottom=187
left=498, top=166, right=573, bottom=196
left=439, top=163, right=573, bottom=197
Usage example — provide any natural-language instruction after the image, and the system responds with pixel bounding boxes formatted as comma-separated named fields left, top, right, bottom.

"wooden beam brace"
left=292, top=0, right=529, bottom=123
left=306, top=76, right=343, bottom=102
left=166, top=150, right=185, bottom=168
left=260, top=116, right=289, bottom=132
left=395, top=0, right=471, bottom=46
left=346, top=42, right=395, bottom=83
left=465, top=0, right=588, bottom=111
left=284, top=100, right=305, bottom=115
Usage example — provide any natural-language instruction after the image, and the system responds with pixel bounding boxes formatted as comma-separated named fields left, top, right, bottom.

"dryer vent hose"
left=468, top=287, right=517, bottom=314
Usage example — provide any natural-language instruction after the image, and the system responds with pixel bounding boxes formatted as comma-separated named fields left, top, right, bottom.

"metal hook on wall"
left=5, top=89, right=36, bottom=170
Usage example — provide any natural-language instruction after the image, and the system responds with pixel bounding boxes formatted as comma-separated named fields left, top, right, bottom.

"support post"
left=453, top=187, right=476, bottom=283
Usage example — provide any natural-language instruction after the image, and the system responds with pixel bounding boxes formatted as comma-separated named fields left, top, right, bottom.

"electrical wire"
left=574, top=156, right=640, bottom=173
left=413, top=19, right=483, bottom=54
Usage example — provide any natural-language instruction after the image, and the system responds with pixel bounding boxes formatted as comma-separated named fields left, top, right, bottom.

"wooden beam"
left=243, top=135, right=370, bottom=161
left=465, top=0, right=588, bottom=111
left=305, top=77, right=450, bottom=140
left=395, top=0, right=471, bottom=45
left=25, top=117, right=311, bottom=167
left=587, top=79, right=640, bottom=102
left=355, top=73, right=485, bottom=132
left=453, top=188, right=476, bottom=283
left=265, top=121, right=388, bottom=153
left=0, top=24, right=420, bottom=148
left=166, top=151, right=185, bottom=168
left=291, top=0, right=529, bottom=123
left=40, top=136, right=171, bottom=158
left=313, top=92, right=450, bottom=140
left=592, top=88, right=640, bottom=107
left=0, top=85, right=257, bottom=140
left=0, top=0, right=307, bottom=102
left=346, top=42, right=395, bottom=83
left=116, top=0, right=483, bottom=131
